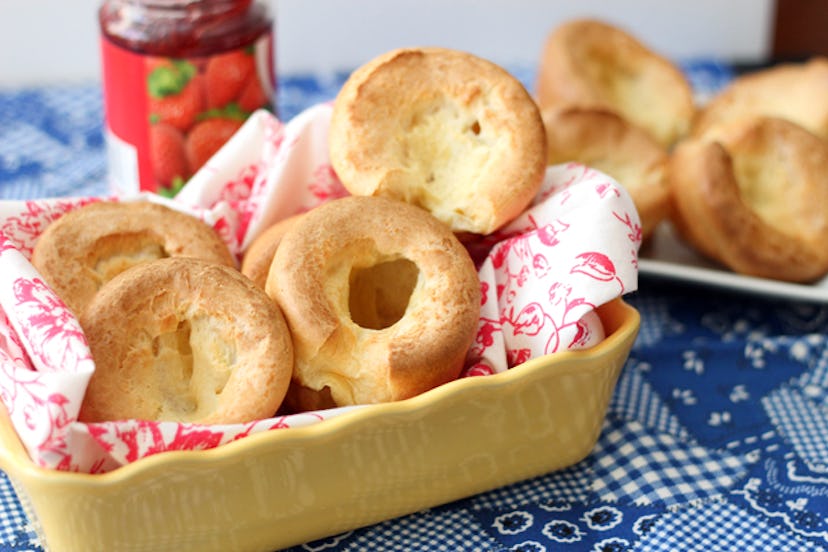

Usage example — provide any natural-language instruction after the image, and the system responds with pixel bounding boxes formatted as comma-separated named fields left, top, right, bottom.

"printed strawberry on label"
left=141, top=48, right=272, bottom=196
left=149, top=122, right=189, bottom=196
left=205, top=49, right=256, bottom=109
left=238, top=76, right=268, bottom=112
left=186, top=117, right=244, bottom=173
left=147, top=60, right=205, bottom=132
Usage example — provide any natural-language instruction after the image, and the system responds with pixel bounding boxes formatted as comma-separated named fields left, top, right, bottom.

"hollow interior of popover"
left=729, top=125, right=820, bottom=240
left=732, top=152, right=788, bottom=230
left=151, top=319, right=197, bottom=417
left=349, top=257, right=419, bottom=330
left=148, top=314, right=235, bottom=420
left=91, top=231, right=169, bottom=287
left=397, top=98, right=496, bottom=229
left=574, top=40, right=682, bottom=145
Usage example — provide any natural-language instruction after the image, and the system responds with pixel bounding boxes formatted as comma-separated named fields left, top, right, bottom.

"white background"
left=1, top=0, right=774, bottom=87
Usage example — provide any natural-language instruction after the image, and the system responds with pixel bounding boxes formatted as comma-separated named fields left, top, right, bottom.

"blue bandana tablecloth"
left=1, top=62, right=827, bottom=552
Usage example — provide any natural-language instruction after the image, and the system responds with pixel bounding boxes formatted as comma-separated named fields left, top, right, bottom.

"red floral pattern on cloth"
left=0, top=104, right=639, bottom=472
left=0, top=197, right=103, bottom=257
left=462, top=163, right=640, bottom=376
left=0, top=233, right=96, bottom=470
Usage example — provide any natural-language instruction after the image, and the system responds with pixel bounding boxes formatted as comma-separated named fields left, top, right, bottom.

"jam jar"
left=99, top=0, right=275, bottom=196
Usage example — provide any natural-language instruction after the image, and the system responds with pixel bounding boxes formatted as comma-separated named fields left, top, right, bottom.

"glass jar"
left=99, top=0, right=275, bottom=197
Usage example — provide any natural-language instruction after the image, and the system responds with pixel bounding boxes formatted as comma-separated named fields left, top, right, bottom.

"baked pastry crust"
left=329, top=47, right=546, bottom=235
left=241, top=214, right=304, bottom=290
left=667, top=117, right=828, bottom=283
left=692, top=57, right=828, bottom=142
left=31, top=200, right=235, bottom=315
left=267, top=196, right=480, bottom=409
left=536, top=18, right=695, bottom=148
left=79, top=257, right=293, bottom=424
left=543, top=106, right=669, bottom=240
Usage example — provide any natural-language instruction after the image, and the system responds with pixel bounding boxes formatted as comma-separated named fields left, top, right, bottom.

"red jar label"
left=100, top=32, right=275, bottom=197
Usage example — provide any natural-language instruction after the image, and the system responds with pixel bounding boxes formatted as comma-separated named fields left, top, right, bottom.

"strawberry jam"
left=99, top=0, right=275, bottom=196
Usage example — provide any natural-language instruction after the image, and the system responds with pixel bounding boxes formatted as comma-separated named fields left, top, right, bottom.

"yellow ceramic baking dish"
left=0, top=298, right=639, bottom=552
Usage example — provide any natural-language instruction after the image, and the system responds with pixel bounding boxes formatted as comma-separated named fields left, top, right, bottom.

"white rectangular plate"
left=639, top=222, right=828, bottom=303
